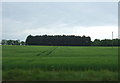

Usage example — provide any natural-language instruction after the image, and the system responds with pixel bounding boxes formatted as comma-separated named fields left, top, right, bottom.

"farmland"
left=2, top=45, right=118, bottom=81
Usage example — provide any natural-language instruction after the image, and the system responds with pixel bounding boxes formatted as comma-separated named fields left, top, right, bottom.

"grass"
left=2, top=45, right=118, bottom=81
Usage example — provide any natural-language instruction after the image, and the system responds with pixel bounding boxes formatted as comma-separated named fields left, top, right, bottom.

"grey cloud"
left=2, top=2, right=118, bottom=41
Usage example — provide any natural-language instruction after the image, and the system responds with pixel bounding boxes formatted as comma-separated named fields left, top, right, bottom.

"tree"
left=25, top=35, right=92, bottom=46
left=1, top=40, right=7, bottom=45
left=92, top=39, right=101, bottom=46
left=20, top=41, right=25, bottom=45
left=1, top=39, right=21, bottom=45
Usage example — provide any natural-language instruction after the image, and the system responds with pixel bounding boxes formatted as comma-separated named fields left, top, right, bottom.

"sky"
left=2, top=2, right=118, bottom=41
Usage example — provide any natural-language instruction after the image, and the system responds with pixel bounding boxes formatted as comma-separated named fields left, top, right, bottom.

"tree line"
left=1, top=35, right=120, bottom=46
left=92, top=39, right=120, bottom=46
left=1, top=40, right=25, bottom=45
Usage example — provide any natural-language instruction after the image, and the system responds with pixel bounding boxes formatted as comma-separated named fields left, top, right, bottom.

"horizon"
left=1, top=34, right=119, bottom=42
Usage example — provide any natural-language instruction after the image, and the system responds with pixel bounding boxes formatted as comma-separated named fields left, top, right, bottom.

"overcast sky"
left=2, top=2, right=118, bottom=41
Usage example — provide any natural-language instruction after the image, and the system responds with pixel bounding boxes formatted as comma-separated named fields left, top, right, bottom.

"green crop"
left=2, top=45, right=118, bottom=81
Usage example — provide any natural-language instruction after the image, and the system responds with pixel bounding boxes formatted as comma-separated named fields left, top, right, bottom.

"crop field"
left=2, top=45, right=118, bottom=81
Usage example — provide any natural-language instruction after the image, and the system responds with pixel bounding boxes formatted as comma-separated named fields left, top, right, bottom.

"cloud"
left=2, top=2, right=118, bottom=41
left=2, top=18, right=35, bottom=40
left=2, top=18, right=118, bottom=41
left=3, top=2, right=117, bottom=27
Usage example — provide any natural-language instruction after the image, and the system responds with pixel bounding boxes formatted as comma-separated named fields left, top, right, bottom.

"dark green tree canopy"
left=25, top=35, right=91, bottom=46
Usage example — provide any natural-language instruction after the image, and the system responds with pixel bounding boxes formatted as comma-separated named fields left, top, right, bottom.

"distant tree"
left=7, top=40, right=13, bottom=45
left=92, top=38, right=120, bottom=46
left=15, top=40, right=20, bottom=45
left=92, top=39, right=101, bottom=46
left=1, top=39, right=22, bottom=45
left=20, top=41, right=25, bottom=45
left=100, top=39, right=111, bottom=46
left=113, top=39, right=120, bottom=46
left=1, top=40, right=7, bottom=45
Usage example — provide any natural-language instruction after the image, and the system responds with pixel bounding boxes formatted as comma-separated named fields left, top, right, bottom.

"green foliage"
left=92, top=39, right=120, bottom=46
left=1, top=40, right=25, bottom=45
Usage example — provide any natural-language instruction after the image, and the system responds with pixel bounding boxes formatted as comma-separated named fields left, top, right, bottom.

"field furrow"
left=2, top=46, right=118, bottom=81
